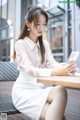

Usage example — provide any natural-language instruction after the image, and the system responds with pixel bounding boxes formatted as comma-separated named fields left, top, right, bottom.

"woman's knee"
left=56, top=86, right=67, bottom=101
left=47, top=86, right=67, bottom=103
left=57, top=86, right=67, bottom=94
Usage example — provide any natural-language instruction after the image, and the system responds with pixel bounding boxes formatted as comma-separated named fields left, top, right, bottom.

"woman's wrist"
left=51, top=68, right=62, bottom=76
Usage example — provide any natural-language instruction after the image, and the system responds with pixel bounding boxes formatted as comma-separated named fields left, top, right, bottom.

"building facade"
left=0, top=0, right=80, bottom=67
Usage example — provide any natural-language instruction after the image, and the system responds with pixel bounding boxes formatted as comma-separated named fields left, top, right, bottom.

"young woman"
left=12, top=6, right=76, bottom=120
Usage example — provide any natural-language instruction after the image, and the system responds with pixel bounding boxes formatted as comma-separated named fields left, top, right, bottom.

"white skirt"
left=12, top=71, right=52, bottom=120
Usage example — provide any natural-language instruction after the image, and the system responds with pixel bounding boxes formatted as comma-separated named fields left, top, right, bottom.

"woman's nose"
left=40, top=26, right=45, bottom=31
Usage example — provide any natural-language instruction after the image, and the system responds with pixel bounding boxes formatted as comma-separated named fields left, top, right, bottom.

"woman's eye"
left=37, top=24, right=40, bottom=25
left=44, top=24, right=46, bottom=26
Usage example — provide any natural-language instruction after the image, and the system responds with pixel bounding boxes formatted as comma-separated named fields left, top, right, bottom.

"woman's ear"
left=25, top=20, right=30, bottom=28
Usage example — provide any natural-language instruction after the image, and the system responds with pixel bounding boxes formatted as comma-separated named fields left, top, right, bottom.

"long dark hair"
left=14, top=6, right=48, bottom=63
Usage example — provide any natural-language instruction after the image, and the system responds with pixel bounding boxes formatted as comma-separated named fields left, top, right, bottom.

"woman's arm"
left=44, top=41, right=76, bottom=76
left=51, top=61, right=76, bottom=76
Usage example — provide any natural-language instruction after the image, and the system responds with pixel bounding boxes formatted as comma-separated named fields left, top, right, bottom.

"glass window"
left=8, top=0, right=14, bottom=24
left=49, top=0, right=58, bottom=8
left=50, top=26, right=63, bottom=49
left=2, top=0, right=7, bottom=19
left=0, top=30, right=1, bottom=39
left=1, top=39, right=10, bottom=61
left=48, top=15, right=64, bottom=62
left=0, top=0, right=1, bottom=18
left=70, top=29, right=72, bottom=52
left=2, top=0, right=8, bottom=27
left=7, top=40, right=10, bottom=56
left=37, top=0, right=49, bottom=8
left=1, top=28, right=7, bottom=39
left=50, top=25, right=63, bottom=62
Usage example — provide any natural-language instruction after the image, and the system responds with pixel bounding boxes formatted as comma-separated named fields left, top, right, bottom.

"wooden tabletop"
left=37, top=76, right=80, bottom=89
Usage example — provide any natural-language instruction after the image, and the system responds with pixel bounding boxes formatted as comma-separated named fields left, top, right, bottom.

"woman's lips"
left=38, top=32, right=42, bottom=34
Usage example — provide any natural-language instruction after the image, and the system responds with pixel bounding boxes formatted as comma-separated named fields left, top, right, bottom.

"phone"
left=67, top=51, right=79, bottom=62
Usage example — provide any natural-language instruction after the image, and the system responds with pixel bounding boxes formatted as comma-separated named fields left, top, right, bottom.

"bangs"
left=33, top=9, right=48, bottom=27
left=33, top=10, right=41, bottom=26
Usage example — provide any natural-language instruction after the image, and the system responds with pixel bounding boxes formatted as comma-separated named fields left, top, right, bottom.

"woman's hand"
left=51, top=61, right=76, bottom=76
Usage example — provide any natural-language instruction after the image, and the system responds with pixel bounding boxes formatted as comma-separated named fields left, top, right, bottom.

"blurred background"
left=0, top=0, right=80, bottom=67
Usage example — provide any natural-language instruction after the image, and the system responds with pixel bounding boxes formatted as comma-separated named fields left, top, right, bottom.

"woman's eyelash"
left=44, top=24, right=47, bottom=25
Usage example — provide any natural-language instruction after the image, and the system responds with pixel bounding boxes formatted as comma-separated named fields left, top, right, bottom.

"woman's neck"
left=28, top=33, right=38, bottom=43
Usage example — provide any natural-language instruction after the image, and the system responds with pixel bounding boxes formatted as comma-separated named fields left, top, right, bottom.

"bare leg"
left=40, top=85, right=67, bottom=120
left=40, top=102, right=49, bottom=120
left=45, top=85, right=67, bottom=120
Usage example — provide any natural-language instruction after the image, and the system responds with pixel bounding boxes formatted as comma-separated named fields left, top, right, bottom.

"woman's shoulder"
left=15, top=39, right=24, bottom=45
left=15, top=40, right=27, bottom=52
left=15, top=38, right=27, bottom=47
left=15, top=37, right=29, bottom=45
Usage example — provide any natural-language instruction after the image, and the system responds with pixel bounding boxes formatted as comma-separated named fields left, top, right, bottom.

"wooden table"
left=37, top=76, right=80, bottom=89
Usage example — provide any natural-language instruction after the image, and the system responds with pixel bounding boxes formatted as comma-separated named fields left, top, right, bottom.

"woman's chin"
left=38, top=34, right=42, bottom=36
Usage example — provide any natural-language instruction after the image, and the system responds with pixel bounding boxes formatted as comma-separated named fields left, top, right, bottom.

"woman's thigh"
left=39, top=102, right=50, bottom=120
left=39, top=86, right=67, bottom=120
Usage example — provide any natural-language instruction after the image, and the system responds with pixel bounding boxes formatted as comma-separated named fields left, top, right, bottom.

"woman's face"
left=29, top=14, right=47, bottom=37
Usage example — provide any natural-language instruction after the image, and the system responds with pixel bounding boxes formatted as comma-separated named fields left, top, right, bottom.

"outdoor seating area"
left=0, top=0, right=80, bottom=120
left=0, top=62, right=80, bottom=120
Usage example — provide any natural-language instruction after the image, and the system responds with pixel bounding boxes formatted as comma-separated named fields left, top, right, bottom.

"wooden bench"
left=0, top=62, right=20, bottom=115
